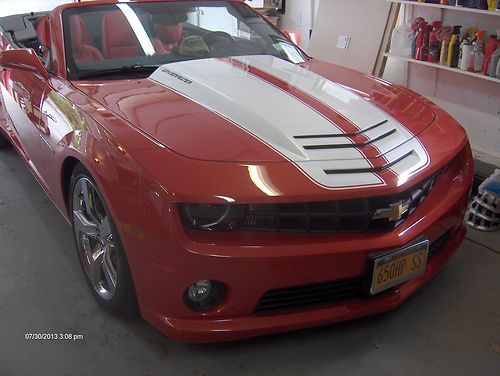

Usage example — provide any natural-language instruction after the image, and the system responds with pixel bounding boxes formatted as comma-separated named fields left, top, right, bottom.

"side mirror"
left=282, top=29, right=302, bottom=46
left=0, top=48, right=49, bottom=80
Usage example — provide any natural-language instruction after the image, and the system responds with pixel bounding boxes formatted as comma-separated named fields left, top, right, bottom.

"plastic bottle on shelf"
left=390, top=21, right=413, bottom=57
left=415, top=22, right=428, bottom=60
left=428, top=22, right=443, bottom=63
left=423, top=24, right=433, bottom=61
left=489, top=47, right=500, bottom=76
left=469, top=0, right=479, bottom=8
left=440, top=39, right=450, bottom=64
left=447, top=34, right=461, bottom=67
left=479, top=0, right=489, bottom=9
left=460, top=39, right=473, bottom=70
left=410, top=17, right=426, bottom=59
left=483, top=35, right=499, bottom=74
left=468, top=30, right=486, bottom=73
left=445, top=26, right=461, bottom=67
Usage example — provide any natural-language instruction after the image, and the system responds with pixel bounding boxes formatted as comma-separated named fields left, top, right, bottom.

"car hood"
left=74, top=55, right=436, bottom=189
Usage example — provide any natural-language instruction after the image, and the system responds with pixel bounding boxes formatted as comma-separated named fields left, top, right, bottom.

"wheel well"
left=61, top=157, right=81, bottom=215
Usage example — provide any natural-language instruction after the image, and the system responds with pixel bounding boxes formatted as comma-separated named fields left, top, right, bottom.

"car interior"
left=0, top=10, right=187, bottom=69
left=0, top=3, right=304, bottom=80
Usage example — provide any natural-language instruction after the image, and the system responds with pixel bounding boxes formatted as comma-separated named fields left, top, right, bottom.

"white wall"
left=278, top=0, right=314, bottom=50
left=307, top=0, right=391, bottom=74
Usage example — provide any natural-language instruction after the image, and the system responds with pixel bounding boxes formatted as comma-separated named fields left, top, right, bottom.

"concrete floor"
left=0, top=146, right=499, bottom=376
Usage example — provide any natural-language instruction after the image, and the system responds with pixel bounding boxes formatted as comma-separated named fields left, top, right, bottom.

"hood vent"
left=302, top=129, right=396, bottom=150
left=294, top=120, right=389, bottom=139
left=324, top=151, right=414, bottom=175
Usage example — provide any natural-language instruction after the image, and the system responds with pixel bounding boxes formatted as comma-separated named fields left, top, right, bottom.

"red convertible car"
left=0, top=0, right=473, bottom=342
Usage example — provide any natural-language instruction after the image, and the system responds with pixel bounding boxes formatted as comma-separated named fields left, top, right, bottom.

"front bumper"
left=131, top=146, right=472, bottom=343
left=144, top=225, right=465, bottom=343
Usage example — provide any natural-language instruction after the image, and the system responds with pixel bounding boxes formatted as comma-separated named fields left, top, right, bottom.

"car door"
left=1, top=64, right=50, bottom=182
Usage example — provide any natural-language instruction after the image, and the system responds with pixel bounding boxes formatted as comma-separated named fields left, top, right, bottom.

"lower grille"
left=428, top=230, right=451, bottom=259
left=255, top=230, right=453, bottom=314
left=255, top=278, right=364, bottom=314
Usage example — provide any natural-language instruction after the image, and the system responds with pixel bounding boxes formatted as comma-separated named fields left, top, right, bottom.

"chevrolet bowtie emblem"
left=373, top=202, right=410, bottom=222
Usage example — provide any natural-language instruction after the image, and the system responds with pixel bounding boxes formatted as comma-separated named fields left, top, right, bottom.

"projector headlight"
left=179, top=204, right=246, bottom=231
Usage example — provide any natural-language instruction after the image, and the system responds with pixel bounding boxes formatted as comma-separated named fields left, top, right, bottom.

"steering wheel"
left=202, top=31, right=235, bottom=46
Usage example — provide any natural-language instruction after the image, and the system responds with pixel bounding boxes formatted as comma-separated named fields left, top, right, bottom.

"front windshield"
left=62, top=1, right=309, bottom=80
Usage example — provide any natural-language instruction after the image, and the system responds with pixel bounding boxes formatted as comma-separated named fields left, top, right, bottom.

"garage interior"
left=0, top=147, right=499, bottom=374
left=0, top=0, right=499, bottom=374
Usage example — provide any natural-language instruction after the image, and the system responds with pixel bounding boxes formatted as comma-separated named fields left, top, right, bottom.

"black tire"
left=69, top=163, right=138, bottom=317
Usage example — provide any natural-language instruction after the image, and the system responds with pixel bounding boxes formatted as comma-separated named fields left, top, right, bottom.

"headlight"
left=179, top=204, right=246, bottom=231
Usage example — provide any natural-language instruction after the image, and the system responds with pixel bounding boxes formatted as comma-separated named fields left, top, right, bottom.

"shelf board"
left=388, top=0, right=500, bottom=16
left=384, top=53, right=500, bottom=83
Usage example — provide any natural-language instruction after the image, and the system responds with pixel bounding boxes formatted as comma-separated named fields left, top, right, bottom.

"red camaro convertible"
left=0, top=0, right=473, bottom=342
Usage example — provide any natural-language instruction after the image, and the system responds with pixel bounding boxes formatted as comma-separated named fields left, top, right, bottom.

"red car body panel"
left=0, top=0, right=473, bottom=342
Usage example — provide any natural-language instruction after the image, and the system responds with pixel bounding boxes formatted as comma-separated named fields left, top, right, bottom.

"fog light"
left=184, top=280, right=227, bottom=311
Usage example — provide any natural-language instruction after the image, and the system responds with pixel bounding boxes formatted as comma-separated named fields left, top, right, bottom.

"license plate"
left=369, top=238, right=429, bottom=295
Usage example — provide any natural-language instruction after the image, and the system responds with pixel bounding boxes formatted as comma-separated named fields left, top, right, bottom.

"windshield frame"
left=62, top=0, right=310, bottom=81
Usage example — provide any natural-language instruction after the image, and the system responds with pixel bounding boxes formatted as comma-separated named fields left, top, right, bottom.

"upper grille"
left=240, top=171, right=442, bottom=233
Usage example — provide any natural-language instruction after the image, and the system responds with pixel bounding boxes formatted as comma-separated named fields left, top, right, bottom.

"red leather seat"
left=74, top=15, right=92, bottom=45
left=157, top=23, right=183, bottom=52
left=101, top=11, right=166, bottom=59
left=70, top=15, right=104, bottom=63
left=36, top=16, right=51, bottom=63
left=102, top=11, right=167, bottom=59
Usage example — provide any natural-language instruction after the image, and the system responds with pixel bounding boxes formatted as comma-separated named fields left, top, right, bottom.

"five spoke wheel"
left=72, top=177, right=118, bottom=301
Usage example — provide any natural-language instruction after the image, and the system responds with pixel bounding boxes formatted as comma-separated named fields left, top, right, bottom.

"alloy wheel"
left=72, top=177, right=118, bottom=301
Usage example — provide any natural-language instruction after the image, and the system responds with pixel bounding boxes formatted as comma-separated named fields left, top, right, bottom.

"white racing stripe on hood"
left=232, top=56, right=429, bottom=180
left=149, top=56, right=428, bottom=189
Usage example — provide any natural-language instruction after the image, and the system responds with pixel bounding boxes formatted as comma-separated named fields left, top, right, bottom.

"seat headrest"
left=102, top=11, right=139, bottom=48
left=36, top=16, right=51, bottom=48
left=69, top=15, right=84, bottom=51
left=157, top=23, right=183, bottom=45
